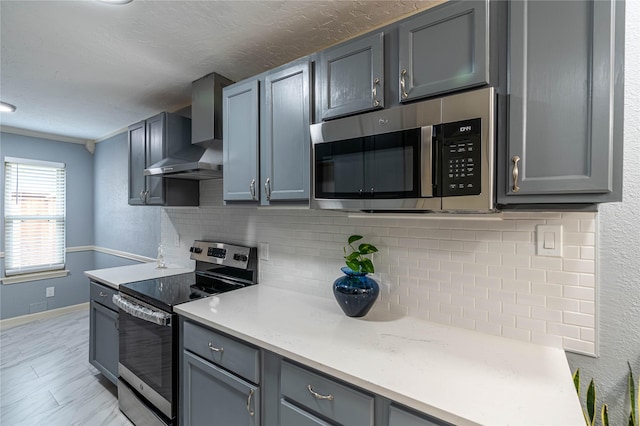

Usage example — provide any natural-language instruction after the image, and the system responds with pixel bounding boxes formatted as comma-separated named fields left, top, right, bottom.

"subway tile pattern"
left=162, top=180, right=597, bottom=355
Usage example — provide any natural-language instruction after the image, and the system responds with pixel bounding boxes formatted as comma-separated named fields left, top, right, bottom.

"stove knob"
left=190, top=247, right=202, bottom=254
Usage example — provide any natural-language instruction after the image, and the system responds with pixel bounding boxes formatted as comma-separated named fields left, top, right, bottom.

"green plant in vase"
left=343, top=234, right=378, bottom=273
left=333, top=235, right=380, bottom=317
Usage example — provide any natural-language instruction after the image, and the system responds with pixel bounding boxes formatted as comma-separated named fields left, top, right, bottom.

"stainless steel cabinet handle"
left=307, top=384, right=334, bottom=401
left=512, top=155, right=521, bottom=193
left=400, top=69, right=408, bottom=99
left=208, top=342, right=224, bottom=353
left=99, top=292, right=108, bottom=297
left=139, top=190, right=145, bottom=203
left=264, top=178, right=271, bottom=201
left=249, top=179, right=256, bottom=200
left=246, top=389, right=255, bottom=417
left=372, top=78, right=381, bottom=107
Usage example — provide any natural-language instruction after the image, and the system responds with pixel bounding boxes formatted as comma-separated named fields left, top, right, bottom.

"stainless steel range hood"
left=144, top=141, right=223, bottom=180
left=144, top=72, right=232, bottom=180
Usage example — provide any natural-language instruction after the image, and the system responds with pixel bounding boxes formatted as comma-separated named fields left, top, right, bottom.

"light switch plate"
left=260, top=243, right=269, bottom=261
left=536, top=225, right=563, bottom=257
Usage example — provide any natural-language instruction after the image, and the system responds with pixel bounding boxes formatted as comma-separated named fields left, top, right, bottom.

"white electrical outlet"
left=46, top=287, right=55, bottom=297
left=260, top=243, right=269, bottom=261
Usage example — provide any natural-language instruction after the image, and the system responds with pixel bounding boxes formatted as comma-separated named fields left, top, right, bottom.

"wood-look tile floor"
left=0, top=309, right=133, bottom=426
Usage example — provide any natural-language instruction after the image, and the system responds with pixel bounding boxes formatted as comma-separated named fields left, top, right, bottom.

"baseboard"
left=0, top=302, right=89, bottom=329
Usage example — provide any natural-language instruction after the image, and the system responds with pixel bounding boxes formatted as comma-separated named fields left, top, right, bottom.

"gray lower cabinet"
left=182, top=351, right=260, bottom=426
left=89, top=280, right=118, bottom=385
left=223, top=58, right=311, bottom=205
left=318, top=32, right=384, bottom=120
left=128, top=112, right=199, bottom=206
left=388, top=404, right=447, bottom=426
left=280, top=360, right=375, bottom=426
left=500, top=0, right=624, bottom=205
left=398, top=0, right=489, bottom=102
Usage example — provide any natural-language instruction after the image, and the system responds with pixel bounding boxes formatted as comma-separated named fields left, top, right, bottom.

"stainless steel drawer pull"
left=246, top=389, right=255, bottom=417
left=99, top=291, right=108, bottom=297
left=307, top=384, right=334, bottom=401
left=249, top=179, right=256, bottom=200
left=511, top=155, right=521, bottom=193
left=264, top=177, right=271, bottom=201
left=208, top=342, right=224, bottom=353
left=372, top=78, right=380, bottom=107
left=400, top=69, right=408, bottom=99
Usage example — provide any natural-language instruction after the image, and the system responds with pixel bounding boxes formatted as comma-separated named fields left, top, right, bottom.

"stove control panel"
left=190, top=240, right=256, bottom=270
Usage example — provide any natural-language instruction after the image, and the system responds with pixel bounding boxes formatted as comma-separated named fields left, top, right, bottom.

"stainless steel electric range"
left=112, top=241, right=258, bottom=426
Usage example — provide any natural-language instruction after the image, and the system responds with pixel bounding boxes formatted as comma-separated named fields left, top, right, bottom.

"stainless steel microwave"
left=310, top=87, right=496, bottom=212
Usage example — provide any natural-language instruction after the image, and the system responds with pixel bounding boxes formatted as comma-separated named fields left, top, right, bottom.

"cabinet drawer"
left=183, top=321, right=260, bottom=384
left=389, top=404, right=449, bottom=426
left=280, top=360, right=374, bottom=426
left=90, top=280, right=118, bottom=311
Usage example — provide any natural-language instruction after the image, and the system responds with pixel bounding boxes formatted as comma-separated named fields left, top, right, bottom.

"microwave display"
left=436, top=118, right=482, bottom=197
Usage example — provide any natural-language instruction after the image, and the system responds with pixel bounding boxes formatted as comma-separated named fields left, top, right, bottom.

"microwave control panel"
left=439, top=118, right=482, bottom=197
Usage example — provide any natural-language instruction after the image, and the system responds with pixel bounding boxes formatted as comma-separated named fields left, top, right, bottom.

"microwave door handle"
left=421, top=125, right=433, bottom=197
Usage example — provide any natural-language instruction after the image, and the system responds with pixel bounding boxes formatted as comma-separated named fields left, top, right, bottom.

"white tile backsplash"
left=161, top=179, right=598, bottom=355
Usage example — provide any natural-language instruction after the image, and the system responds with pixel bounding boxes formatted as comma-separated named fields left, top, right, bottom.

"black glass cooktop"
left=119, top=272, right=245, bottom=312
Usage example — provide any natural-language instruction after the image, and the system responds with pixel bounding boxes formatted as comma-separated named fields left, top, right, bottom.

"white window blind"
left=4, top=157, right=66, bottom=276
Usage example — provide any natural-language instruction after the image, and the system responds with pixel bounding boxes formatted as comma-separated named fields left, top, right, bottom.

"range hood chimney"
left=145, top=72, right=233, bottom=180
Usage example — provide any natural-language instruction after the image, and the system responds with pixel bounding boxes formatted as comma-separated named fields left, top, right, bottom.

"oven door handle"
left=112, top=294, right=172, bottom=327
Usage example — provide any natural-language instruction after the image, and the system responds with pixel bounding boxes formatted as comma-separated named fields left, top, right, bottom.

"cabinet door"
left=398, top=1, right=489, bottom=102
left=182, top=350, right=260, bottom=426
left=503, top=0, right=623, bottom=203
left=388, top=404, right=447, bottom=426
left=89, top=300, right=118, bottom=385
left=261, top=59, right=311, bottom=204
left=128, top=120, right=146, bottom=205
left=145, top=112, right=167, bottom=205
left=223, top=79, right=260, bottom=201
left=319, top=32, right=384, bottom=120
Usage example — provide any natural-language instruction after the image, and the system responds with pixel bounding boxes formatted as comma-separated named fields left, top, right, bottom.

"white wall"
left=566, top=2, right=640, bottom=425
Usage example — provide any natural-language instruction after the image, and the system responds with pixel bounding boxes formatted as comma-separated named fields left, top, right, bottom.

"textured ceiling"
left=0, top=0, right=443, bottom=142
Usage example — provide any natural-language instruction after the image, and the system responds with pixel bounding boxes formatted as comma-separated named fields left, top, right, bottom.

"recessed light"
left=0, top=102, right=17, bottom=112
left=97, top=0, right=133, bottom=4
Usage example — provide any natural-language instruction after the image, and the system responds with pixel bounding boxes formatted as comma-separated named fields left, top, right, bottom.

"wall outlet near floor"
left=260, top=243, right=269, bottom=261
left=46, top=287, right=55, bottom=297
left=536, top=225, right=563, bottom=257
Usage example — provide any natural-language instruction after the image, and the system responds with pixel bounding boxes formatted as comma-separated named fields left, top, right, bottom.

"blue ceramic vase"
left=333, top=267, right=380, bottom=317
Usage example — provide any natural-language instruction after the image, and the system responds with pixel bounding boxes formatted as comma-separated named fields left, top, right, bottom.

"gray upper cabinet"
left=224, top=58, right=311, bottom=205
left=501, top=0, right=624, bottom=204
left=319, top=32, right=384, bottom=120
left=223, top=79, right=260, bottom=201
left=261, top=58, right=311, bottom=203
left=398, top=0, right=489, bottom=102
left=127, top=112, right=199, bottom=206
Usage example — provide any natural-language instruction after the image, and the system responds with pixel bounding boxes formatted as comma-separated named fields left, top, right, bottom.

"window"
left=4, top=157, right=66, bottom=276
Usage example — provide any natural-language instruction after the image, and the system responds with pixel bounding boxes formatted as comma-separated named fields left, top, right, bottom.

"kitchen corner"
left=175, top=284, right=584, bottom=426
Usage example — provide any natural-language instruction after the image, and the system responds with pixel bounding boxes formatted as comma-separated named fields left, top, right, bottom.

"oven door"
left=114, top=294, right=175, bottom=421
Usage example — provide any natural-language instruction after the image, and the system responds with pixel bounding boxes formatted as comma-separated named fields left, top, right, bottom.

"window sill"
left=1, top=270, right=70, bottom=285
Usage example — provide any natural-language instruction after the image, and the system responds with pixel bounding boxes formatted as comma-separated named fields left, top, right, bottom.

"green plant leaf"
left=573, top=369, right=581, bottom=397
left=587, top=379, right=596, bottom=426
left=630, top=414, right=635, bottom=426
left=629, top=362, right=637, bottom=426
left=361, top=258, right=374, bottom=274
left=602, top=404, right=609, bottom=426
left=348, top=235, right=363, bottom=245
left=345, top=260, right=360, bottom=272
left=345, top=252, right=361, bottom=262
left=358, top=243, right=378, bottom=254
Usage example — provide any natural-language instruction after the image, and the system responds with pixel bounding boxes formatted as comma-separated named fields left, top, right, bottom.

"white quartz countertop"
left=84, top=262, right=193, bottom=289
left=175, top=285, right=584, bottom=426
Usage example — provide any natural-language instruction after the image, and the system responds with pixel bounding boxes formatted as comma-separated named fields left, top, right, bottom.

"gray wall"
left=93, top=131, right=160, bottom=258
left=566, top=3, right=640, bottom=424
left=0, top=132, right=95, bottom=319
